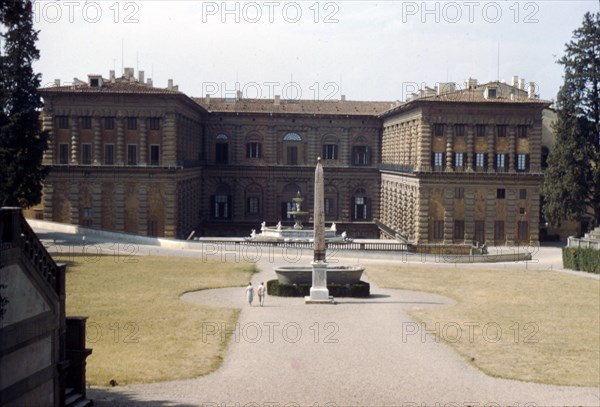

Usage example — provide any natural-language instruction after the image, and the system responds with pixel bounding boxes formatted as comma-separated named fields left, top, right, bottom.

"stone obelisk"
left=306, top=157, right=332, bottom=303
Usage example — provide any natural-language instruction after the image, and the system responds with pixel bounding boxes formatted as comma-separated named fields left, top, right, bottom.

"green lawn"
left=367, top=265, right=600, bottom=387
left=64, top=254, right=253, bottom=386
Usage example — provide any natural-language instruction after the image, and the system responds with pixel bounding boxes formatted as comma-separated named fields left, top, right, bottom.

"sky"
left=32, top=0, right=599, bottom=102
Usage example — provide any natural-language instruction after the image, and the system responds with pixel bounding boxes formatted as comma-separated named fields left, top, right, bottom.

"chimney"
left=519, top=78, right=525, bottom=90
left=465, top=77, right=478, bottom=90
left=205, top=94, right=211, bottom=104
left=54, top=79, right=61, bottom=87
left=173, top=85, right=179, bottom=91
left=436, top=82, right=455, bottom=95
left=147, top=78, right=153, bottom=87
left=341, top=94, right=346, bottom=101
left=511, top=75, right=519, bottom=88
left=124, top=67, right=134, bottom=80
left=528, top=82, right=535, bottom=98
left=138, top=70, right=144, bottom=84
left=167, top=79, right=173, bottom=90
left=236, top=90, right=243, bottom=100
left=109, top=70, right=115, bottom=81
left=274, top=95, right=281, bottom=106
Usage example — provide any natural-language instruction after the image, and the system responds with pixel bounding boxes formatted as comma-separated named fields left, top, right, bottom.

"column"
left=487, top=125, right=495, bottom=173
left=91, top=182, right=102, bottom=228
left=162, top=113, right=177, bottom=167
left=139, top=118, right=147, bottom=166
left=505, top=188, right=516, bottom=246
left=529, top=122, right=542, bottom=173
left=485, top=188, right=496, bottom=244
left=43, top=181, right=54, bottom=221
left=416, top=185, right=429, bottom=243
left=138, top=183, right=148, bottom=236
left=464, top=187, right=474, bottom=244
left=445, top=124, right=453, bottom=172
left=417, top=119, right=431, bottom=172
left=529, top=185, right=541, bottom=244
left=93, top=117, right=101, bottom=165
left=164, top=181, right=177, bottom=238
left=70, top=116, right=79, bottom=164
left=443, top=188, right=454, bottom=243
left=508, top=126, right=516, bottom=173
left=466, top=125, right=474, bottom=172
left=69, top=181, right=80, bottom=225
left=116, top=117, right=125, bottom=166
left=114, top=182, right=125, bottom=231
left=41, top=111, right=54, bottom=164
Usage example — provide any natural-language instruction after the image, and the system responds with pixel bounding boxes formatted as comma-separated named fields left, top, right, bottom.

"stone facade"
left=32, top=72, right=550, bottom=243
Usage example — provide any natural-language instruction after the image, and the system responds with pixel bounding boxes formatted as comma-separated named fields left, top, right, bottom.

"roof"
left=380, top=81, right=552, bottom=118
left=193, top=97, right=393, bottom=116
left=39, top=77, right=182, bottom=95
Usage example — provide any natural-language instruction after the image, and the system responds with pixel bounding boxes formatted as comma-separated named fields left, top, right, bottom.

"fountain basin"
left=274, top=265, right=365, bottom=285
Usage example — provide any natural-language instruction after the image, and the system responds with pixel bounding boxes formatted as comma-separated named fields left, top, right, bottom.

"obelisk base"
left=305, top=262, right=335, bottom=304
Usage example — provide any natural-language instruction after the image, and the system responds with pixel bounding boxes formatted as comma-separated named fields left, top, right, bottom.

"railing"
left=199, top=238, right=408, bottom=252
left=567, top=235, right=600, bottom=250
left=1, top=207, right=61, bottom=295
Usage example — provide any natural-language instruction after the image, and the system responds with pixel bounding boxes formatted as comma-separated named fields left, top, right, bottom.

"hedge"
left=562, top=247, right=600, bottom=274
left=267, top=279, right=370, bottom=297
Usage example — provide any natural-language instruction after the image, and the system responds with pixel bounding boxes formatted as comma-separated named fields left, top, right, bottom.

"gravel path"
left=86, top=250, right=600, bottom=407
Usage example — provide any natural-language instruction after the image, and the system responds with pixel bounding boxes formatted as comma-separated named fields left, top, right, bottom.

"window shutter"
left=526, top=154, right=530, bottom=171
left=323, top=144, right=327, bottom=159
left=210, top=195, right=215, bottom=219
left=227, top=195, right=232, bottom=219
left=366, top=197, right=371, bottom=220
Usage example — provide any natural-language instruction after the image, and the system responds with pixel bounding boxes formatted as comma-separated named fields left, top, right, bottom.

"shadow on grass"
left=89, top=387, right=200, bottom=406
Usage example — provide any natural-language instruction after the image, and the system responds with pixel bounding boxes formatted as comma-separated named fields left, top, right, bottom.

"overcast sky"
left=33, top=0, right=598, bottom=102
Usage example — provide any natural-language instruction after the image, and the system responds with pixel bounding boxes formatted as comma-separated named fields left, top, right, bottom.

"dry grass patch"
left=367, top=265, right=600, bottom=387
left=64, top=254, right=254, bottom=386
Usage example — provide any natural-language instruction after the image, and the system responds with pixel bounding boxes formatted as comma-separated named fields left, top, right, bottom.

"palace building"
left=32, top=70, right=551, bottom=245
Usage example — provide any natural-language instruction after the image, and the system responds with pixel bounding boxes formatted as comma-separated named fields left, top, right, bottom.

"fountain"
left=247, top=191, right=349, bottom=243
left=270, top=158, right=367, bottom=301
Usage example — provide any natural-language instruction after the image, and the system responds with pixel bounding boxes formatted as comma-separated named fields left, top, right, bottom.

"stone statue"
left=261, top=221, right=266, bottom=231
left=330, top=222, right=337, bottom=232
left=276, top=221, right=282, bottom=231
left=341, top=231, right=347, bottom=240
left=251, top=229, right=256, bottom=238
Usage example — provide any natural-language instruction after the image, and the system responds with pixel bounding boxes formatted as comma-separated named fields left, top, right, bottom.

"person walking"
left=245, top=282, right=254, bottom=306
left=257, top=282, right=266, bottom=306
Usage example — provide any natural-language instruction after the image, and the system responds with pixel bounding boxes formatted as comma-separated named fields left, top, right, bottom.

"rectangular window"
left=494, top=220, right=505, bottom=242
left=432, top=220, right=444, bottom=241
left=517, top=154, right=529, bottom=171
left=455, top=187, right=464, bottom=199
left=147, top=220, right=158, bottom=237
left=519, top=189, right=527, bottom=199
left=476, top=125, right=486, bottom=137
left=518, top=221, right=529, bottom=241
left=325, top=197, right=334, bottom=216
left=352, top=146, right=369, bottom=165
left=214, top=195, right=229, bottom=219
left=216, top=143, right=228, bottom=163
left=519, top=207, right=526, bottom=215
left=247, top=197, right=259, bottom=215
left=433, top=124, right=444, bottom=137
left=287, top=146, right=298, bottom=165
left=127, top=117, right=137, bottom=130
left=354, top=196, right=368, bottom=220
left=475, top=153, right=486, bottom=169
left=516, top=125, right=528, bottom=138
left=149, top=117, right=161, bottom=130
left=81, top=116, right=92, bottom=129
left=454, top=152, right=465, bottom=169
left=496, top=153, right=507, bottom=171
left=497, top=188, right=506, bottom=199
left=454, top=124, right=465, bottom=137
left=81, top=143, right=92, bottom=165
left=433, top=152, right=444, bottom=169
left=127, top=144, right=137, bottom=165
left=497, top=125, right=506, bottom=137
left=323, top=144, right=338, bottom=160
left=59, top=143, right=69, bottom=164
left=246, top=142, right=260, bottom=158
left=150, top=145, right=160, bottom=166
left=454, top=220, right=465, bottom=240
left=58, top=116, right=69, bottom=129
left=105, top=117, right=115, bottom=130
left=474, top=220, right=485, bottom=245
left=104, top=144, right=115, bottom=165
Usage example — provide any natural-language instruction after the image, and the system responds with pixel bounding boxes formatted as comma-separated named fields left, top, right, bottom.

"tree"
left=0, top=0, right=48, bottom=208
left=543, top=11, right=600, bottom=229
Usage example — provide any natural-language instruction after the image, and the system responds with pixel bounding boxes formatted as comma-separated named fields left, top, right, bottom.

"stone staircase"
left=567, top=226, right=600, bottom=250
left=65, top=387, right=92, bottom=407
left=583, top=227, right=600, bottom=241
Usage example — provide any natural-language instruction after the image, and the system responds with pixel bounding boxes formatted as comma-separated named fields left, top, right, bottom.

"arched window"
left=215, top=134, right=228, bottom=164
left=283, top=132, right=302, bottom=141
left=245, top=184, right=262, bottom=217
left=353, top=188, right=370, bottom=220
left=281, top=183, right=302, bottom=220
left=246, top=134, right=262, bottom=159
left=322, top=135, right=339, bottom=160
left=352, top=137, right=370, bottom=166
